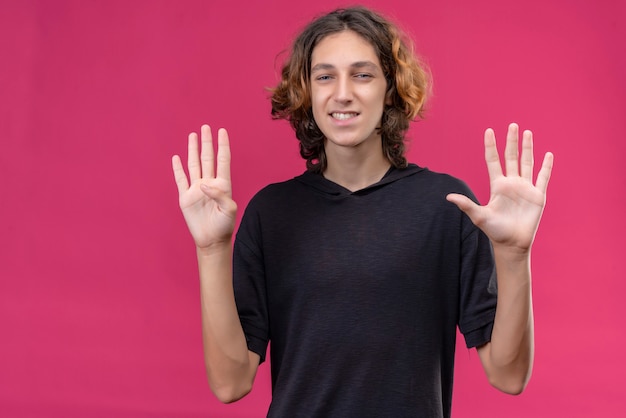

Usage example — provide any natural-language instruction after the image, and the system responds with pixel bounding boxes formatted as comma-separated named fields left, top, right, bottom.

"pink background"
left=1, top=0, right=625, bottom=416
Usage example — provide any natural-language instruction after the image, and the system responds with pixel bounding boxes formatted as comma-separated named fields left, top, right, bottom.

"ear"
left=385, top=88, right=394, bottom=106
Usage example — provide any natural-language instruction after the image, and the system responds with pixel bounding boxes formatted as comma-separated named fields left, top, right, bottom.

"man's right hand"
left=172, top=125, right=237, bottom=249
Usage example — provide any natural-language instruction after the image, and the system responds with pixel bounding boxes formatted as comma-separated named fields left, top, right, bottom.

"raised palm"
left=172, top=125, right=237, bottom=249
left=447, top=124, right=554, bottom=252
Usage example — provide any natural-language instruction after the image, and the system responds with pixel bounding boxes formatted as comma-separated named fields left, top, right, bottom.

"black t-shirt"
left=234, top=164, right=497, bottom=418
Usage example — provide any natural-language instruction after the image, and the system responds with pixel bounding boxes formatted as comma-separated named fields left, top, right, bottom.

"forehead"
left=311, top=30, right=380, bottom=68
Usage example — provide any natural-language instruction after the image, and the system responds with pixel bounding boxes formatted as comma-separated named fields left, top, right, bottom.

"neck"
left=323, top=146, right=391, bottom=192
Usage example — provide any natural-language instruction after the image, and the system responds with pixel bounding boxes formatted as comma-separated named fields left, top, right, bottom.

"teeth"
left=331, top=112, right=357, bottom=120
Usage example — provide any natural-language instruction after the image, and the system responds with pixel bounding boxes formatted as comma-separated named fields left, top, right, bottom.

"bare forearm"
left=196, top=243, right=258, bottom=403
left=479, top=246, right=534, bottom=394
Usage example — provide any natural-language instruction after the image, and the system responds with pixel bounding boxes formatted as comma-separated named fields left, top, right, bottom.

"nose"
left=333, top=75, right=353, bottom=103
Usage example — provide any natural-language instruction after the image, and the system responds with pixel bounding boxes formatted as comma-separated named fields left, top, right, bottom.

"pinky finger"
left=535, top=152, right=554, bottom=193
left=172, top=155, right=190, bottom=195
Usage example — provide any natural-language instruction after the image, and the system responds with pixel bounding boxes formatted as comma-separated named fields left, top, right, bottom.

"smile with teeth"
left=331, top=112, right=358, bottom=120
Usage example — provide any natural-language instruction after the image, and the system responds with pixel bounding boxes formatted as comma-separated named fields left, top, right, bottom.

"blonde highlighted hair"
left=271, top=6, right=430, bottom=172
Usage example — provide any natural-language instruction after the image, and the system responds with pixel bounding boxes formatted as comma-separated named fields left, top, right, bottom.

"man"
left=172, top=6, right=553, bottom=417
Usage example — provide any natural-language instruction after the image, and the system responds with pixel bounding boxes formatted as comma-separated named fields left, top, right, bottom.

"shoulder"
left=239, top=174, right=314, bottom=224
left=246, top=176, right=303, bottom=207
left=400, top=164, right=477, bottom=201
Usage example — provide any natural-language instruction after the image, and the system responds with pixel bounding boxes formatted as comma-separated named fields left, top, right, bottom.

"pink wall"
left=1, top=0, right=624, bottom=416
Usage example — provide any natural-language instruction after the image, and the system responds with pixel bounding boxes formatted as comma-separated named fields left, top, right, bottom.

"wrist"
left=492, top=245, right=532, bottom=283
left=492, top=243, right=531, bottom=261
left=196, top=240, right=232, bottom=257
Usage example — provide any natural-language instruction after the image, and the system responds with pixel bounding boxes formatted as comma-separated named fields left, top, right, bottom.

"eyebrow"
left=311, top=61, right=380, bottom=73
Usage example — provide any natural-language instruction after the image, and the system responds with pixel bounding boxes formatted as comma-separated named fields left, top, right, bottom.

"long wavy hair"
left=270, top=6, right=430, bottom=172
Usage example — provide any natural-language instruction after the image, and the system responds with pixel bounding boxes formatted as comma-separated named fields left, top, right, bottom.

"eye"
left=315, top=75, right=333, bottom=82
left=354, top=73, right=373, bottom=80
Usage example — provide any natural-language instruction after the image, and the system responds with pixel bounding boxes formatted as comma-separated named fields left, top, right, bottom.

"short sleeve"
left=233, top=205, right=270, bottom=363
left=457, top=217, right=498, bottom=348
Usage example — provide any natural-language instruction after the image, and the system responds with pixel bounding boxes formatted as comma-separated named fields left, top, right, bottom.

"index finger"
left=172, top=155, right=189, bottom=195
left=216, top=128, right=232, bottom=182
left=484, top=128, right=503, bottom=180
left=535, top=152, right=554, bottom=193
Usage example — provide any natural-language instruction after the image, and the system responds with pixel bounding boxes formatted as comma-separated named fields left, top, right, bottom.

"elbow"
left=481, top=346, right=533, bottom=396
left=212, top=381, right=253, bottom=404
left=492, top=381, right=526, bottom=396
left=208, top=365, right=255, bottom=404
left=205, top=355, right=257, bottom=404
left=488, top=373, right=530, bottom=396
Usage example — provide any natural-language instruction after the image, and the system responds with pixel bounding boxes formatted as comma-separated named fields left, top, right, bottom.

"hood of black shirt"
left=294, top=163, right=425, bottom=197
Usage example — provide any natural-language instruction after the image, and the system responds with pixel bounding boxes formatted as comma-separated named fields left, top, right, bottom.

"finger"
left=446, top=193, right=485, bottom=226
left=200, top=124, right=215, bottom=179
left=484, top=128, right=503, bottom=180
left=535, top=152, right=554, bottom=193
left=187, top=132, right=201, bottom=182
left=216, top=128, right=232, bottom=182
left=504, top=123, right=520, bottom=176
left=172, top=155, right=189, bottom=195
left=520, top=129, right=534, bottom=181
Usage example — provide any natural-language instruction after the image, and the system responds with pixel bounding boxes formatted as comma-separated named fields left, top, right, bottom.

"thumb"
left=200, top=184, right=237, bottom=215
left=446, top=193, right=481, bottom=221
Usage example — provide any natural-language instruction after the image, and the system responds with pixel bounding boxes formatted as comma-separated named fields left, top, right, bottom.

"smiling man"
left=172, top=6, right=553, bottom=418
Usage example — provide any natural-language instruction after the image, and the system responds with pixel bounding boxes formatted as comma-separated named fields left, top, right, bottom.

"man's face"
left=310, top=30, right=388, bottom=155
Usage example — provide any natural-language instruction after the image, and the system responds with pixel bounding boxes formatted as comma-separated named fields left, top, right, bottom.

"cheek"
left=310, top=93, right=325, bottom=121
